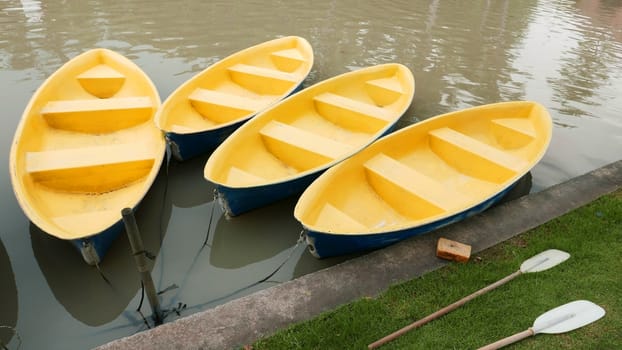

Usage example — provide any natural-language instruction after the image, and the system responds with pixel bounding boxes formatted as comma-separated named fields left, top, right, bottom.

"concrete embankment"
left=96, top=160, right=622, bottom=350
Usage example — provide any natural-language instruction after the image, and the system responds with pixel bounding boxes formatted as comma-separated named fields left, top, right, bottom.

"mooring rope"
left=135, top=281, right=152, bottom=329
left=131, top=230, right=305, bottom=326
left=243, top=231, right=304, bottom=286
left=157, top=283, right=179, bottom=295
left=159, top=145, right=172, bottom=245
left=202, top=191, right=218, bottom=248
left=255, top=231, right=304, bottom=284
left=94, top=261, right=112, bottom=286
left=133, top=147, right=192, bottom=327
left=183, top=230, right=306, bottom=312
left=0, top=325, right=22, bottom=350
left=152, top=144, right=173, bottom=295
left=130, top=147, right=308, bottom=325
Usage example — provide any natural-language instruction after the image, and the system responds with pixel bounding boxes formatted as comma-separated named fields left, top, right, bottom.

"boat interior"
left=296, top=102, right=551, bottom=234
left=205, top=65, right=415, bottom=188
left=158, top=37, right=314, bottom=133
left=13, top=50, right=163, bottom=239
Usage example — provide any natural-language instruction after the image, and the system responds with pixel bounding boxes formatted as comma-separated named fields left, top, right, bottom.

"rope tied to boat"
left=201, top=190, right=219, bottom=248
left=80, top=240, right=100, bottom=266
left=0, top=325, right=22, bottom=350
left=162, top=227, right=308, bottom=314
left=237, top=230, right=305, bottom=286
left=132, top=249, right=155, bottom=260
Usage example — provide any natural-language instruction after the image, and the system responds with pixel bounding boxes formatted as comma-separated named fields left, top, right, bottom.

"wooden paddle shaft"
left=477, top=328, right=535, bottom=350
left=368, top=270, right=523, bottom=349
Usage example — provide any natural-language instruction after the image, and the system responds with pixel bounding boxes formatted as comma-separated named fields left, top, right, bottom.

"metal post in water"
left=121, top=207, right=163, bottom=325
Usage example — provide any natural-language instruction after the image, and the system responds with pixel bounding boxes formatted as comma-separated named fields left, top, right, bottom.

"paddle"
left=478, top=300, right=605, bottom=349
left=368, top=249, right=570, bottom=349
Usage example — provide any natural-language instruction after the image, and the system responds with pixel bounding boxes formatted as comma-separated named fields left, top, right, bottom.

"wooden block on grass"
left=436, top=237, right=471, bottom=262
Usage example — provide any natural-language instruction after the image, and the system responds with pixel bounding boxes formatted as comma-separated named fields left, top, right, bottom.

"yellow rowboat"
left=9, top=49, right=165, bottom=265
left=204, top=63, right=415, bottom=216
left=294, top=101, right=552, bottom=258
left=155, top=36, right=314, bottom=161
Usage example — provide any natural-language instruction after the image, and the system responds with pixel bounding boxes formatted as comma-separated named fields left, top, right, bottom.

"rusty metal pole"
left=122, top=207, right=163, bottom=325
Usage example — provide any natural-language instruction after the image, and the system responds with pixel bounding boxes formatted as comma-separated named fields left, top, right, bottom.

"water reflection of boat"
left=167, top=154, right=215, bottom=208
left=10, top=48, right=165, bottom=265
left=295, top=101, right=552, bottom=258
left=209, top=196, right=301, bottom=269
left=0, top=239, right=18, bottom=346
left=29, top=168, right=171, bottom=326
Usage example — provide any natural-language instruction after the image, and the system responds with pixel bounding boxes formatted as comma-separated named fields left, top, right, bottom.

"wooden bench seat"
left=313, top=92, right=394, bottom=133
left=189, top=88, right=266, bottom=123
left=260, top=121, right=353, bottom=170
left=40, top=96, right=153, bottom=133
left=429, top=127, right=528, bottom=183
left=27, top=144, right=156, bottom=193
left=228, top=64, right=299, bottom=95
left=76, top=64, right=126, bottom=98
left=365, top=153, right=468, bottom=219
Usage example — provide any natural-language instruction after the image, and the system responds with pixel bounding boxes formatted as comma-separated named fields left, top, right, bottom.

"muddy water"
left=1, top=0, right=621, bottom=348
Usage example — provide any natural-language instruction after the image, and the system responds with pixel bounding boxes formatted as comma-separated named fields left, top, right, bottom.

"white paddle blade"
left=533, top=300, right=605, bottom=334
left=520, top=249, right=570, bottom=273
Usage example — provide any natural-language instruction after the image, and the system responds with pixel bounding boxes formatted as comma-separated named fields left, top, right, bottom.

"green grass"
left=252, top=189, right=622, bottom=349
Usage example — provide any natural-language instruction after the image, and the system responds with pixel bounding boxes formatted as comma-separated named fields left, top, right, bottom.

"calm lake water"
left=1, top=0, right=621, bottom=348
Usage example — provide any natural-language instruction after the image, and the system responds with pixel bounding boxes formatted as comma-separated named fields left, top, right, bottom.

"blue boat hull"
left=304, top=183, right=516, bottom=258
left=167, top=120, right=246, bottom=161
left=70, top=219, right=125, bottom=265
left=216, top=171, right=322, bottom=217
left=168, top=84, right=305, bottom=162
left=67, top=157, right=167, bottom=265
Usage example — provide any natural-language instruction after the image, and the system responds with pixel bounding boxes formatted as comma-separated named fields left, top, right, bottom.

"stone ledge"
left=95, top=160, right=622, bottom=350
